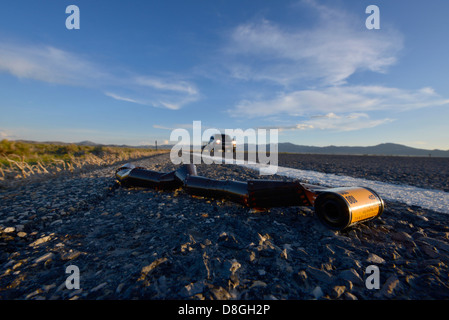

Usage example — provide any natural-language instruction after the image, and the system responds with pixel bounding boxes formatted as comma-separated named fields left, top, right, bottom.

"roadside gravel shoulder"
left=1, top=153, right=448, bottom=300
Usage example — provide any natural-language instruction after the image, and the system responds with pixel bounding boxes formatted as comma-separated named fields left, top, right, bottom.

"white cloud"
left=225, top=2, right=403, bottom=86
left=129, top=76, right=200, bottom=110
left=297, top=113, right=394, bottom=132
left=104, top=92, right=142, bottom=104
left=258, top=113, right=393, bottom=132
left=232, top=85, right=449, bottom=118
left=105, top=90, right=197, bottom=110
left=153, top=123, right=196, bottom=130
left=135, top=76, right=198, bottom=95
left=153, top=124, right=174, bottom=130
left=0, top=40, right=199, bottom=110
left=0, top=42, right=108, bottom=85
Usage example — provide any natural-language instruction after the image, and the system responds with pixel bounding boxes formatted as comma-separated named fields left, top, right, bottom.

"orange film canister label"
left=314, top=187, right=384, bottom=230
left=332, top=188, right=384, bottom=224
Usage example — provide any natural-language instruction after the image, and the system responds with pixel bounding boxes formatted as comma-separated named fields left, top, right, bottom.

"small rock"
left=181, top=280, right=205, bottom=297
left=61, top=250, right=82, bottom=261
left=50, top=219, right=63, bottom=226
left=376, top=275, right=401, bottom=298
left=280, top=248, right=288, bottom=260
left=139, top=257, right=168, bottom=280
left=416, top=241, right=439, bottom=258
left=339, top=269, right=363, bottom=286
left=416, top=215, right=429, bottom=222
left=211, top=286, right=232, bottom=300
left=344, top=292, right=358, bottom=300
left=3, top=227, right=15, bottom=233
left=307, top=266, right=333, bottom=284
left=91, top=282, right=108, bottom=293
left=217, top=232, right=240, bottom=249
left=29, top=235, right=52, bottom=247
left=366, top=253, right=385, bottom=264
left=34, top=252, right=55, bottom=264
left=420, top=237, right=449, bottom=254
left=229, top=259, right=241, bottom=274
left=249, top=251, right=256, bottom=263
left=331, top=285, right=346, bottom=299
left=68, top=289, right=83, bottom=299
left=294, top=270, right=310, bottom=290
left=311, top=286, right=324, bottom=299
left=116, top=283, right=125, bottom=294
left=250, top=280, right=267, bottom=288
left=391, top=231, right=414, bottom=244
left=25, top=289, right=43, bottom=300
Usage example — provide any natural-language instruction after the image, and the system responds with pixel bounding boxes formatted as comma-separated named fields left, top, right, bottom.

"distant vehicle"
left=201, top=134, right=236, bottom=154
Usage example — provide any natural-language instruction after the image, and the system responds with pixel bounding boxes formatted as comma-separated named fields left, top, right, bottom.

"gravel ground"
left=1, top=152, right=449, bottom=300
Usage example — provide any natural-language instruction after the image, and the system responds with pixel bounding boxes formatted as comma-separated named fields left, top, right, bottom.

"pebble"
left=331, top=286, right=346, bottom=299
left=311, top=286, right=324, bottom=299
left=338, top=269, right=363, bottom=286
left=90, top=282, right=108, bottom=293
left=366, top=253, right=385, bottom=264
left=29, top=235, right=52, bottom=247
left=375, top=275, right=401, bottom=298
left=34, top=252, right=55, bottom=264
left=3, top=227, right=15, bottom=233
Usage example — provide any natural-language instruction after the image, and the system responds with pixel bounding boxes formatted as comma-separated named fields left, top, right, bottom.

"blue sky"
left=1, top=0, right=448, bottom=149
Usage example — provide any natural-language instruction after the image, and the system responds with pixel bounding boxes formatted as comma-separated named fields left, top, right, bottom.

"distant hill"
left=76, top=140, right=100, bottom=146
left=275, top=142, right=449, bottom=157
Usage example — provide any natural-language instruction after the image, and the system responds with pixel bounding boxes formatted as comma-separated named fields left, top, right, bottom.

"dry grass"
left=0, top=139, right=167, bottom=187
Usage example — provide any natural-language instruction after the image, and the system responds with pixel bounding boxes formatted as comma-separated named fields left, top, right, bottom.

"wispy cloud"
left=258, top=113, right=393, bottom=132
left=104, top=92, right=142, bottom=104
left=297, top=113, right=393, bottom=132
left=0, top=40, right=199, bottom=110
left=153, top=124, right=175, bottom=130
left=135, top=76, right=198, bottom=95
left=0, top=42, right=109, bottom=86
left=225, top=1, right=402, bottom=86
left=153, top=123, right=195, bottom=130
left=232, top=85, right=449, bottom=118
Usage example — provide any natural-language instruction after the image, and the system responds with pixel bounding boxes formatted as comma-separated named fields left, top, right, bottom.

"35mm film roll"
left=314, top=187, right=385, bottom=230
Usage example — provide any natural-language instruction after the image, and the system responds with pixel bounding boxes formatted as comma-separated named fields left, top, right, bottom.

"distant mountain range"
left=275, top=142, right=449, bottom=157
left=13, top=139, right=449, bottom=157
